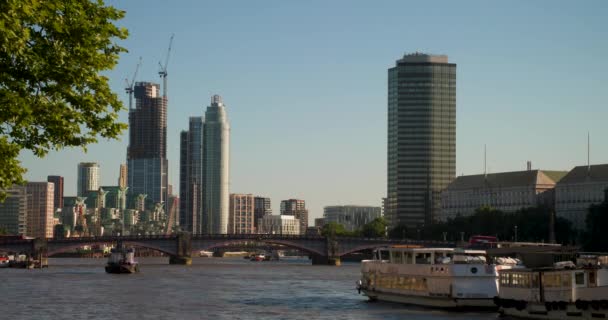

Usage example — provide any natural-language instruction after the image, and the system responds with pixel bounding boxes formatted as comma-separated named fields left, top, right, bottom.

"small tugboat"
left=105, top=245, right=139, bottom=274
left=496, top=255, right=608, bottom=319
left=250, top=253, right=265, bottom=262
left=0, top=255, right=10, bottom=268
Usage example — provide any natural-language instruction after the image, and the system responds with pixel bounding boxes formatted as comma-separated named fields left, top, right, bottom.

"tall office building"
left=127, top=82, right=168, bottom=208
left=202, top=95, right=230, bottom=234
left=280, top=199, right=308, bottom=235
left=118, top=164, right=128, bottom=188
left=254, top=196, right=272, bottom=231
left=0, top=186, right=28, bottom=236
left=77, top=162, right=100, bottom=197
left=47, top=175, right=64, bottom=210
left=387, top=53, right=456, bottom=229
left=228, top=194, right=254, bottom=234
left=179, top=116, right=204, bottom=233
left=26, top=182, right=55, bottom=238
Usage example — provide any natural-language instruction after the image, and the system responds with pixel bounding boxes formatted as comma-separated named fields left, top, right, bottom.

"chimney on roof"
left=527, top=161, right=532, bottom=171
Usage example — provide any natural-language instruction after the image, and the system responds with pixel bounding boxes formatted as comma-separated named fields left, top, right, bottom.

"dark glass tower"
left=179, top=116, right=204, bottom=234
left=127, top=82, right=168, bottom=208
left=387, top=53, right=456, bottom=229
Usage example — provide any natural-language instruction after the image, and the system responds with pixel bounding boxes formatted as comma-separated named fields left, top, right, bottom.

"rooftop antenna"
left=484, top=144, right=487, bottom=178
left=587, top=132, right=591, bottom=176
left=158, top=34, right=174, bottom=98
left=124, top=57, right=142, bottom=110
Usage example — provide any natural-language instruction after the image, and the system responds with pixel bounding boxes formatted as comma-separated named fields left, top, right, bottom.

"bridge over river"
left=0, top=233, right=454, bottom=265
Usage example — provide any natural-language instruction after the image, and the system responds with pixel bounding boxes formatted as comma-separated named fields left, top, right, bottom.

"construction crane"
left=158, top=34, right=174, bottom=98
left=124, top=57, right=142, bottom=110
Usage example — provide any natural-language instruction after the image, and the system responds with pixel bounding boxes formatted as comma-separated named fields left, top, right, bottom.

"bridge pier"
left=32, top=238, right=48, bottom=268
left=169, top=232, right=192, bottom=265
left=311, top=255, right=341, bottom=266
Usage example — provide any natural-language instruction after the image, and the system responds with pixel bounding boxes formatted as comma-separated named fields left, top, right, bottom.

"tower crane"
left=158, top=34, right=174, bottom=98
left=124, top=57, right=142, bottom=110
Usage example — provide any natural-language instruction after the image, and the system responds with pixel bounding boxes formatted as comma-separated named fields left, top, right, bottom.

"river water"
left=0, top=257, right=501, bottom=320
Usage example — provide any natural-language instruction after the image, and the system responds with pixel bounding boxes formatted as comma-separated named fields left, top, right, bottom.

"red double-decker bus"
left=468, top=235, right=498, bottom=248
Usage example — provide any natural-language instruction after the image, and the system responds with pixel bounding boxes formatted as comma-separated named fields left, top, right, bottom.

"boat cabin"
left=374, top=247, right=488, bottom=265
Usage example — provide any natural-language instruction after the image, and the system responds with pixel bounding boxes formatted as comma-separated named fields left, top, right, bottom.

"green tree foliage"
left=583, top=200, right=608, bottom=252
left=0, top=0, right=128, bottom=200
left=360, top=217, right=387, bottom=238
left=321, top=222, right=353, bottom=237
left=389, top=206, right=575, bottom=244
left=0, top=226, right=8, bottom=235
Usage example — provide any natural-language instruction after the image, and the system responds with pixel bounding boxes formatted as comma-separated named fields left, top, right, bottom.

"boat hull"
left=500, top=303, right=608, bottom=320
left=361, top=288, right=496, bottom=309
left=105, top=263, right=138, bottom=274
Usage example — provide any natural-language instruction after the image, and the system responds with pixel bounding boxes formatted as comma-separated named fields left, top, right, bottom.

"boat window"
left=531, top=274, right=539, bottom=288
left=589, top=271, right=596, bottom=287
left=542, top=273, right=562, bottom=288
left=415, top=253, right=431, bottom=264
left=575, top=272, right=585, bottom=285
left=561, top=273, right=571, bottom=287
left=392, top=251, right=403, bottom=264
left=404, top=253, right=413, bottom=264
left=380, top=250, right=390, bottom=261
left=500, top=273, right=510, bottom=286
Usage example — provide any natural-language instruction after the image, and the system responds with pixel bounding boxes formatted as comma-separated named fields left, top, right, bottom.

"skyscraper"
left=77, top=162, right=100, bottom=197
left=47, top=175, right=64, bottom=210
left=202, top=95, right=230, bottom=234
left=387, top=53, right=456, bottom=229
left=127, top=82, right=168, bottom=208
left=280, top=199, right=308, bottom=235
left=26, top=182, right=55, bottom=238
left=254, top=196, right=272, bottom=232
left=179, top=116, right=204, bottom=233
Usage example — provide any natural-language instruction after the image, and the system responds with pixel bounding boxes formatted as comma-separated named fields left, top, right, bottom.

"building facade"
left=280, top=199, right=308, bottom=235
left=127, top=82, right=168, bottom=209
left=555, top=164, right=608, bottom=230
left=387, top=53, right=456, bottom=229
left=228, top=194, right=255, bottom=234
left=0, top=186, right=28, bottom=236
left=439, top=170, right=567, bottom=221
left=202, top=95, right=230, bottom=234
left=323, top=205, right=382, bottom=232
left=118, top=164, right=128, bottom=188
left=254, top=196, right=272, bottom=231
left=77, top=162, right=99, bottom=197
left=179, top=116, right=204, bottom=233
left=47, top=175, right=64, bottom=210
left=26, top=182, right=55, bottom=238
left=258, top=215, right=300, bottom=235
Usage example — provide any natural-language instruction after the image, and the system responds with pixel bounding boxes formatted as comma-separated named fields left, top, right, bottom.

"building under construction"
left=127, top=82, right=168, bottom=209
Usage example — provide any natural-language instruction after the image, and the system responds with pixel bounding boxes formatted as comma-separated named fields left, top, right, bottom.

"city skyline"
left=18, top=1, right=608, bottom=220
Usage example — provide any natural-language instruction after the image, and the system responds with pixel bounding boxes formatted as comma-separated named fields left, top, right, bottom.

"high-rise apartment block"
left=179, top=117, right=204, bottom=233
left=127, top=82, right=168, bottom=208
left=202, top=95, right=230, bottom=234
left=387, top=53, right=456, bottom=229
left=228, top=194, right=255, bottom=234
left=0, top=186, right=28, bottom=236
left=254, top=196, right=272, bottom=231
left=77, top=162, right=100, bottom=197
left=47, top=175, right=64, bottom=210
left=26, top=182, right=55, bottom=238
left=280, top=199, right=308, bottom=235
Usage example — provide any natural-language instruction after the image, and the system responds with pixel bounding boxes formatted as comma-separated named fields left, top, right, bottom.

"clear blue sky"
left=19, top=0, right=608, bottom=220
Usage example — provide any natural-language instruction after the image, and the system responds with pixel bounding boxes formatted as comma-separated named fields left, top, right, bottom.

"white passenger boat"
left=496, top=255, right=608, bottom=319
left=357, top=246, right=519, bottom=308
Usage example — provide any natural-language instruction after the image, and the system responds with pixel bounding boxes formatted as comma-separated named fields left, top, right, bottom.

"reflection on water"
left=0, top=257, right=499, bottom=320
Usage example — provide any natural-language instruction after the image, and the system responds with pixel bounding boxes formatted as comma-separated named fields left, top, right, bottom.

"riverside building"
left=386, top=53, right=456, bottom=229
left=179, top=116, right=204, bottom=234
left=258, top=215, right=300, bottom=235
left=77, top=162, right=100, bottom=197
left=0, top=186, right=28, bottom=236
left=26, top=182, right=55, bottom=238
left=280, top=199, right=308, bottom=235
left=228, top=194, right=255, bottom=234
left=439, top=169, right=567, bottom=221
left=323, top=205, right=382, bottom=232
left=555, top=164, right=608, bottom=230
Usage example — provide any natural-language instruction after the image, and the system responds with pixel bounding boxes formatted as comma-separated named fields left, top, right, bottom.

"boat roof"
left=379, top=247, right=487, bottom=254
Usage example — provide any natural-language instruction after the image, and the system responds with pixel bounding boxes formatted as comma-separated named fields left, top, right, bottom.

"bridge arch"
left=194, top=239, right=325, bottom=256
